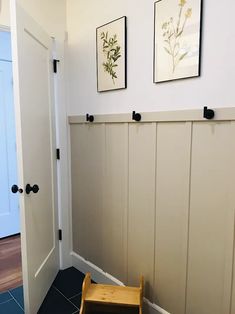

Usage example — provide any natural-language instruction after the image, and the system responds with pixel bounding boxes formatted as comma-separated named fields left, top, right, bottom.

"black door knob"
left=11, top=185, right=23, bottom=194
left=25, top=184, right=40, bottom=194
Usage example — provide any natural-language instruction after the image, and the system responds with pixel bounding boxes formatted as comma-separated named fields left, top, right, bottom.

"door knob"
left=11, top=185, right=23, bottom=194
left=25, top=184, right=40, bottom=194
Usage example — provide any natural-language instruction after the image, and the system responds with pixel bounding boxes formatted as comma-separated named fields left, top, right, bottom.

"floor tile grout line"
left=0, top=291, right=12, bottom=300
left=52, top=282, right=82, bottom=300
left=69, top=291, right=82, bottom=300
left=0, top=291, right=13, bottom=305
left=8, top=290, right=24, bottom=312
left=52, top=286, right=80, bottom=311
left=0, top=298, right=14, bottom=306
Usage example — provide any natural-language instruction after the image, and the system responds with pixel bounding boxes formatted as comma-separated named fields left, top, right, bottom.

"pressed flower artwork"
left=96, top=17, right=127, bottom=92
left=154, top=0, right=202, bottom=82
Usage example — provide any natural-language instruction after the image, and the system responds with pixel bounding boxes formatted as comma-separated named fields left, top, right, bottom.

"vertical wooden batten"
left=70, top=124, right=86, bottom=258
left=128, top=123, right=156, bottom=300
left=154, top=122, right=192, bottom=314
left=102, top=123, right=128, bottom=283
left=231, top=227, right=235, bottom=313
left=186, top=121, right=235, bottom=314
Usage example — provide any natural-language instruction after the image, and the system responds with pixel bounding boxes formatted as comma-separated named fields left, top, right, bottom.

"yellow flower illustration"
left=179, top=0, right=186, bottom=6
left=185, top=8, right=192, bottom=18
left=162, top=0, right=193, bottom=73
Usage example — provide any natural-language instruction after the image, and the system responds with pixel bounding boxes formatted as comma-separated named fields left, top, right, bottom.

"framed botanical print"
left=96, top=16, right=127, bottom=92
left=154, top=0, right=202, bottom=83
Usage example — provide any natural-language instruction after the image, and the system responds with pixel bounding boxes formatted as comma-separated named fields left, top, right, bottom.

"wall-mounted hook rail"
left=132, top=111, right=141, bottom=122
left=86, top=114, right=94, bottom=122
left=203, top=106, right=215, bottom=120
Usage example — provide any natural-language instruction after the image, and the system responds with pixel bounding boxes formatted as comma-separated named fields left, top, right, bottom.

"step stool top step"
left=85, top=284, right=140, bottom=307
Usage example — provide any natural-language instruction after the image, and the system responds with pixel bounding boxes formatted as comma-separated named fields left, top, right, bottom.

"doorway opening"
left=0, top=29, right=23, bottom=299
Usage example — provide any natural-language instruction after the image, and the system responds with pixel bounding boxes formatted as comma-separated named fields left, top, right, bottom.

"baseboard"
left=71, top=251, right=171, bottom=314
left=71, top=251, right=124, bottom=286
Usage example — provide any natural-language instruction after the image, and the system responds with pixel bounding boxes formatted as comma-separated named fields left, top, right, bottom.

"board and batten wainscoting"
left=69, top=108, right=235, bottom=314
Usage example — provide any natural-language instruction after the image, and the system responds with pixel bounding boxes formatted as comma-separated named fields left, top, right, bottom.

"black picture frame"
left=96, top=16, right=127, bottom=92
left=153, top=0, right=203, bottom=83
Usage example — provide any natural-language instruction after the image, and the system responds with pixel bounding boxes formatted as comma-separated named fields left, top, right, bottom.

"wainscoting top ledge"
left=68, top=107, right=235, bottom=124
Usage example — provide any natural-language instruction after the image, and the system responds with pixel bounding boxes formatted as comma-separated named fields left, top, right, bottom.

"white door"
left=10, top=1, right=59, bottom=313
left=0, top=59, right=19, bottom=238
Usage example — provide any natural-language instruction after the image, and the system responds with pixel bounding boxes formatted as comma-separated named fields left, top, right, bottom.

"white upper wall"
left=0, top=0, right=66, bottom=40
left=66, top=0, right=235, bottom=115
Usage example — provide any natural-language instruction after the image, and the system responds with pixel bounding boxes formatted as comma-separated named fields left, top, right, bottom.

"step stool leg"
left=139, top=275, right=144, bottom=314
left=80, top=273, right=91, bottom=314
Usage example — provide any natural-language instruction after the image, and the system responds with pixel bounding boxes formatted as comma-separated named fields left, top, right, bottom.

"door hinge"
left=53, top=59, right=60, bottom=73
left=58, top=229, right=62, bottom=241
left=56, top=148, right=60, bottom=160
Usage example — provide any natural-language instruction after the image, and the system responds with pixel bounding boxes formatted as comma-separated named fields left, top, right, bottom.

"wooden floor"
left=0, top=235, right=22, bottom=292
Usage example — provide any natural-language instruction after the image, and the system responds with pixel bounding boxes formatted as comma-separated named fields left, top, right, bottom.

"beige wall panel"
left=102, top=124, right=128, bottom=283
left=71, top=124, right=86, bottom=258
left=71, top=124, right=105, bottom=269
left=186, top=122, right=235, bottom=314
left=154, top=122, right=191, bottom=314
left=128, top=123, right=156, bottom=300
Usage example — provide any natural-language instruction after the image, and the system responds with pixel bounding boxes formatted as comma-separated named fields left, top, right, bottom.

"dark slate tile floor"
left=0, top=267, right=85, bottom=314
left=39, top=267, right=85, bottom=314
left=0, top=286, right=24, bottom=314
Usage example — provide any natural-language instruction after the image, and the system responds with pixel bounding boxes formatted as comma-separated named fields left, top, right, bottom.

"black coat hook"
left=203, top=107, right=215, bottom=120
left=53, top=59, right=60, bottom=73
left=132, top=111, right=141, bottom=122
left=86, top=114, right=94, bottom=122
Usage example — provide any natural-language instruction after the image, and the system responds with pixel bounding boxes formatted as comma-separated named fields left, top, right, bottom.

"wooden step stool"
left=80, top=273, right=144, bottom=314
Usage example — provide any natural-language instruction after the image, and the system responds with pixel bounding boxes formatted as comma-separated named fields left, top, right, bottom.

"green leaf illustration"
left=100, top=31, right=121, bottom=84
left=164, top=47, right=171, bottom=54
left=179, top=52, right=188, bottom=61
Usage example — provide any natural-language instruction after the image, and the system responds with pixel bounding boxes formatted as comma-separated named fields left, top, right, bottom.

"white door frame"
left=52, top=38, right=73, bottom=270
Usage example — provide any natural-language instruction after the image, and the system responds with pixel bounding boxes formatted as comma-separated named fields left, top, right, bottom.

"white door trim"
left=53, top=38, right=73, bottom=270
